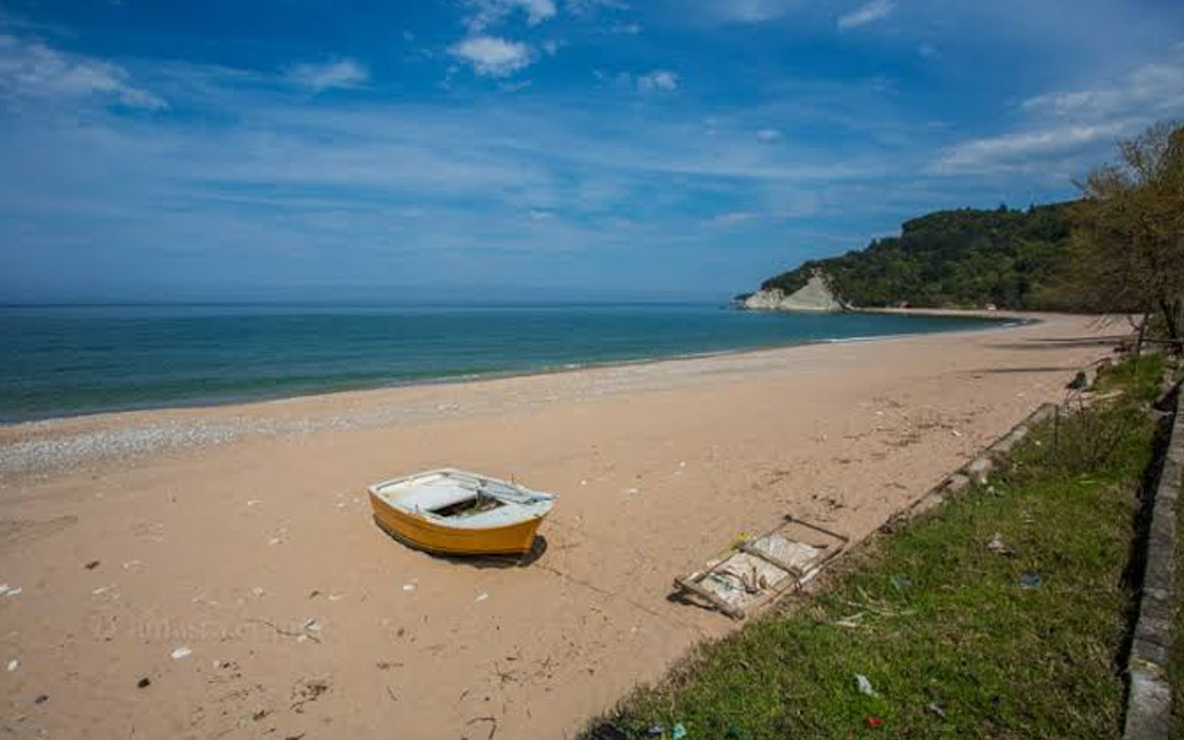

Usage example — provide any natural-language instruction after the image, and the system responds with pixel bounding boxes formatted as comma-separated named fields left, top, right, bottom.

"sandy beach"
left=0, top=313, right=1121, bottom=740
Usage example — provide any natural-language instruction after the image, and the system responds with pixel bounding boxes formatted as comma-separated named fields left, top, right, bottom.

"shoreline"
left=0, top=311, right=1041, bottom=481
left=0, top=308, right=1022, bottom=431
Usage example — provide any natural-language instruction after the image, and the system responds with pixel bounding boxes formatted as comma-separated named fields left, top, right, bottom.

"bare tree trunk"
left=1136, top=311, right=1149, bottom=357
left=1159, top=297, right=1183, bottom=353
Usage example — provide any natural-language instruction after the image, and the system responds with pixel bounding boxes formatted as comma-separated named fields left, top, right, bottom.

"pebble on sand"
left=170, top=647, right=192, bottom=660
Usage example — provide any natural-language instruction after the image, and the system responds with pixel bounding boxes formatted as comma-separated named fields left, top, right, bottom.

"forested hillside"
left=756, top=203, right=1077, bottom=309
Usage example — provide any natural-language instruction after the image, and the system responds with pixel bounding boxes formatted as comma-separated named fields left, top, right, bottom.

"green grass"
left=587, top=356, right=1163, bottom=740
left=1094, top=353, right=1165, bottom=404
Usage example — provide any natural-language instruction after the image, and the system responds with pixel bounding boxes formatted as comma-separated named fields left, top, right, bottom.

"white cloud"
left=756, top=128, right=781, bottom=142
left=285, top=59, right=368, bottom=92
left=511, top=0, right=558, bottom=23
left=0, top=33, right=167, bottom=109
left=449, top=35, right=534, bottom=77
left=934, top=48, right=1184, bottom=176
left=707, top=0, right=797, bottom=24
left=837, top=0, right=894, bottom=31
left=566, top=0, right=630, bottom=16
left=636, top=69, right=678, bottom=92
left=465, top=0, right=557, bottom=32
left=933, top=123, right=1125, bottom=174
left=1020, top=60, right=1184, bottom=121
left=708, top=210, right=760, bottom=226
left=500, top=78, right=533, bottom=92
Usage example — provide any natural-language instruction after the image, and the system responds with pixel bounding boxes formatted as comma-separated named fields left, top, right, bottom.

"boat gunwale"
left=368, top=467, right=556, bottom=532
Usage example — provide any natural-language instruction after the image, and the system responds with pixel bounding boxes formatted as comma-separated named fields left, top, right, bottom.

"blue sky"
left=1, top=0, right=1182, bottom=303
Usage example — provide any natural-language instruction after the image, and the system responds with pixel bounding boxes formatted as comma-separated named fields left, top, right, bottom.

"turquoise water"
left=0, top=304, right=1007, bottom=422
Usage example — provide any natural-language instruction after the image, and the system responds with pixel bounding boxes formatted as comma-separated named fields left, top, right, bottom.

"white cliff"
left=741, top=273, right=845, bottom=312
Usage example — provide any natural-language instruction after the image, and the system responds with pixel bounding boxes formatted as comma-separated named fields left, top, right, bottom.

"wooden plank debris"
left=673, top=515, right=849, bottom=619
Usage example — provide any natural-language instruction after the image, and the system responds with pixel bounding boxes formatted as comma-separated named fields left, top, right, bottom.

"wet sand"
left=0, top=313, right=1118, bottom=739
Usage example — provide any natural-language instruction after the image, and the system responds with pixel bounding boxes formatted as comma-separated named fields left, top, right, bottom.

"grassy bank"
left=587, top=356, right=1164, bottom=740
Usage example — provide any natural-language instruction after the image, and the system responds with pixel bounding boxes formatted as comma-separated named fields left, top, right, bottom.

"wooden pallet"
left=673, top=515, right=849, bottom=619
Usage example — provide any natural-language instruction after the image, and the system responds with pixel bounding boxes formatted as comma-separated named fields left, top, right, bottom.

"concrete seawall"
left=1123, top=366, right=1182, bottom=740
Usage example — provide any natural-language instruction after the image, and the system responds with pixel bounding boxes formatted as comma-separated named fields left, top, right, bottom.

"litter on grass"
left=986, top=532, right=1016, bottom=556
left=1019, top=573, right=1043, bottom=589
left=855, top=674, right=877, bottom=697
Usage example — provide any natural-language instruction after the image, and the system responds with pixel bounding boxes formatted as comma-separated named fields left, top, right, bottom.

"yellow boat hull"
left=369, top=492, right=545, bottom=556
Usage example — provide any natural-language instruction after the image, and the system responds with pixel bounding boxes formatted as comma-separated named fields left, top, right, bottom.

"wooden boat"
left=368, top=468, right=556, bottom=556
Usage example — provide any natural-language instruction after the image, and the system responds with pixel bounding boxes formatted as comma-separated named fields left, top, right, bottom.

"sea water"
left=0, top=303, right=1006, bottom=422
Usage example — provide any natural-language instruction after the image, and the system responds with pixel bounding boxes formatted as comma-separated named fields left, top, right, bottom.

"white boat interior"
left=370, top=469, right=556, bottom=529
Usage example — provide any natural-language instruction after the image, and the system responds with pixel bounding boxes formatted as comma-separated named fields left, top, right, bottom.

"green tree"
left=756, top=204, right=1074, bottom=310
left=1071, top=120, right=1184, bottom=346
